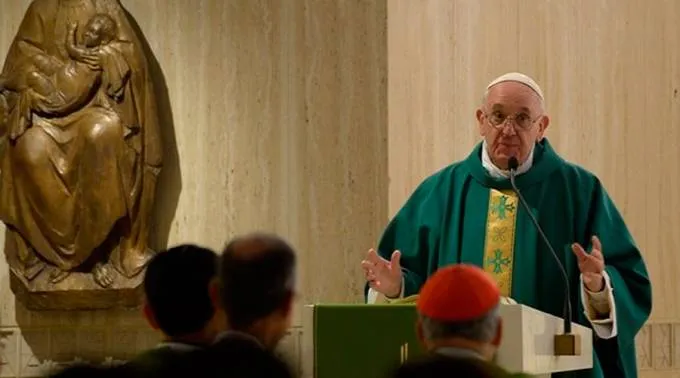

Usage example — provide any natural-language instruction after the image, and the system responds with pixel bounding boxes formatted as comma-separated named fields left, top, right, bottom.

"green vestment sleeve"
left=583, top=180, right=652, bottom=377
left=365, top=171, right=450, bottom=297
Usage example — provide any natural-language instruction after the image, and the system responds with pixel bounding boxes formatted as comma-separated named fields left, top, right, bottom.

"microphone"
left=507, top=157, right=579, bottom=355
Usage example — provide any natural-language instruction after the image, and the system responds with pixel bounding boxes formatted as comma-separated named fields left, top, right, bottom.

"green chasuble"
left=368, top=139, right=651, bottom=378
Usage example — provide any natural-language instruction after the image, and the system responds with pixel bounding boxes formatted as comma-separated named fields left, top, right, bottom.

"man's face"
left=475, top=81, right=549, bottom=169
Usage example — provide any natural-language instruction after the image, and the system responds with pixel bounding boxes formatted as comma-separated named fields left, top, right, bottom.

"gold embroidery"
left=400, top=342, right=409, bottom=363
left=482, top=189, right=519, bottom=297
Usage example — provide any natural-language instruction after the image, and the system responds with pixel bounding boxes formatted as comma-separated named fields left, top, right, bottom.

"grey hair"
left=420, top=304, right=501, bottom=343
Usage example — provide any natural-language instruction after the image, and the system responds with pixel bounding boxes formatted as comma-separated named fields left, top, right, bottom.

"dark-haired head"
left=215, top=232, right=297, bottom=349
left=143, top=244, right=224, bottom=345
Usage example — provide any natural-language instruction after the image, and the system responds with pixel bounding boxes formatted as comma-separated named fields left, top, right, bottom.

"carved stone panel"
left=18, top=329, right=50, bottom=377
left=652, top=323, right=672, bottom=369
left=0, top=329, right=18, bottom=378
left=637, top=323, right=653, bottom=370
left=635, top=322, right=680, bottom=375
left=0, top=0, right=163, bottom=310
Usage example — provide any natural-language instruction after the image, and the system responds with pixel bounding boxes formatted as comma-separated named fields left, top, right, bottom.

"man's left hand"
left=572, top=235, right=605, bottom=292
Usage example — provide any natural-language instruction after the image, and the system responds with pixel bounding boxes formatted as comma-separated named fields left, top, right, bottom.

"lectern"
left=301, top=303, right=592, bottom=378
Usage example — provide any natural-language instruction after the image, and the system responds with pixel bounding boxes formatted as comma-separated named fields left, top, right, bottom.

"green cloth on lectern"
left=314, top=304, right=425, bottom=378
left=367, top=139, right=652, bottom=378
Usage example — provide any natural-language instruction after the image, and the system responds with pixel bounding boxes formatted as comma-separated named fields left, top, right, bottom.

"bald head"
left=219, top=233, right=297, bottom=330
left=225, top=233, right=291, bottom=259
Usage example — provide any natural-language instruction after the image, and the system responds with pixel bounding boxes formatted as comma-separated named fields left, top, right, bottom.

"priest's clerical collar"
left=481, top=140, right=535, bottom=179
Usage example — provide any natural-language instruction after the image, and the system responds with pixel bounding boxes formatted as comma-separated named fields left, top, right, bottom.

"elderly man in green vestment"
left=361, top=72, right=652, bottom=378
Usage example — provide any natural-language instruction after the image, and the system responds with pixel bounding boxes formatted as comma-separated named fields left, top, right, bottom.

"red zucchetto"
left=417, top=264, right=500, bottom=321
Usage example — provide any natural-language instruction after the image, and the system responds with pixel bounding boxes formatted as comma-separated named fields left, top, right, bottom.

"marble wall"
left=0, top=0, right=387, bottom=376
left=0, top=0, right=677, bottom=377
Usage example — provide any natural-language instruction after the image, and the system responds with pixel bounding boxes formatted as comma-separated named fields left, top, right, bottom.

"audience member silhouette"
left=144, top=233, right=297, bottom=378
left=124, top=244, right=225, bottom=376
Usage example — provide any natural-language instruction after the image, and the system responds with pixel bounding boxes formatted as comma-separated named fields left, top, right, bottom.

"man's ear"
left=142, top=300, right=160, bottom=330
left=492, top=317, right=503, bottom=347
left=537, top=115, right=550, bottom=140
left=280, top=290, right=295, bottom=317
left=208, top=277, right=222, bottom=309
left=207, top=278, right=229, bottom=333
left=476, top=108, right=487, bottom=137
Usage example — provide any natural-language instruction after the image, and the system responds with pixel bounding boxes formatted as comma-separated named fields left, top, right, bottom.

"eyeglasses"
left=484, top=111, right=542, bottom=130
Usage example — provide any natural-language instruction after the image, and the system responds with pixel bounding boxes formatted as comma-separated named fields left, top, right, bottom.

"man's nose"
left=500, top=121, right=517, bottom=136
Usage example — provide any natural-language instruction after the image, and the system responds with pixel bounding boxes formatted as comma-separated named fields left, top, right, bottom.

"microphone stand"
left=507, top=157, right=581, bottom=356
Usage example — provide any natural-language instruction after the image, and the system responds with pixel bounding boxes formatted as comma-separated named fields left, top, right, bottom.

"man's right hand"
left=361, top=249, right=402, bottom=298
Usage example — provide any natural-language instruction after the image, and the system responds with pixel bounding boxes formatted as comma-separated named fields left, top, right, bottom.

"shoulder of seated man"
left=123, top=345, right=200, bottom=375
left=203, top=338, right=293, bottom=377
left=394, top=354, right=518, bottom=377
left=125, top=347, right=179, bottom=372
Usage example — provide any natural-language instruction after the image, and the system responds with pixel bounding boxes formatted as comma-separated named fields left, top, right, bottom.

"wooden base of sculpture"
left=9, top=267, right=144, bottom=311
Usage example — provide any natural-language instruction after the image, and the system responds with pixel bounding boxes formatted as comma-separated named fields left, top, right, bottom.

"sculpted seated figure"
left=0, top=0, right=162, bottom=293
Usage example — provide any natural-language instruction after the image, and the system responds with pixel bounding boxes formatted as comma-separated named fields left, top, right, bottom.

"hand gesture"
left=79, top=50, right=102, bottom=71
left=361, top=249, right=402, bottom=298
left=571, top=235, right=606, bottom=292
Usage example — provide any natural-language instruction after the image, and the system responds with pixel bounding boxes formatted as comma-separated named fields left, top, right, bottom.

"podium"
left=301, top=303, right=593, bottom=378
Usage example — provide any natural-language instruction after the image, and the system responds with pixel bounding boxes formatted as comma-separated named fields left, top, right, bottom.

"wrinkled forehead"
left=484, top=81, right=543, bottom=113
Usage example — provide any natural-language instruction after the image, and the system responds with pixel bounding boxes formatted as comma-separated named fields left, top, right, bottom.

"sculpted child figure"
left=0, top=13, right=119, bottom=137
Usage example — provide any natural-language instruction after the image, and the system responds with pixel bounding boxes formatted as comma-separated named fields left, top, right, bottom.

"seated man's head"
left=214, top=232, right=297, bottom=350
left=83, top=14, right=118, bottom=48
left=416, top=264, right=502, bottom=360
left=142, top=244, right=224, bottom=345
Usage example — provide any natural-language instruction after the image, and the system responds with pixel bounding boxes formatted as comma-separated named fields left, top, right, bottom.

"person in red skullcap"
left=388, top=264, right=531, bottom=378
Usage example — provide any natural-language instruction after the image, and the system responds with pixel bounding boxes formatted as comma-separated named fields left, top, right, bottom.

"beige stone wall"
left=0, top=1, right=387, bottom=376
left=388, top=1, right=680, bottom=377
left=1, top=0, right=678, bottom=377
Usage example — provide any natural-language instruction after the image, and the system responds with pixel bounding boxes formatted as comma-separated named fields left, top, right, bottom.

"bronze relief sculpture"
left=0, top=0, right=163, bottom=310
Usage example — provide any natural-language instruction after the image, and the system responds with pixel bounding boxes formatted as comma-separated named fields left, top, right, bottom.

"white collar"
left=481, top=140, right=534, bottom=179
